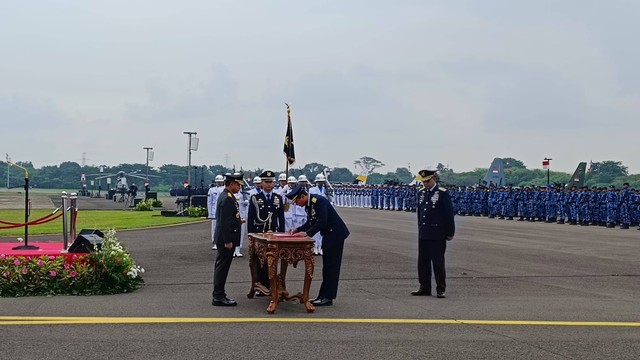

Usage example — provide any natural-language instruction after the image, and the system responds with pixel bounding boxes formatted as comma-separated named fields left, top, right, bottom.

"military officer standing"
left=212, top=173, right=245, bottom=307
left=412, top=170, right=455, bottom=299
left=247, top=170, right=286, bottom=291
left=287, top=184, right=350, bottom=306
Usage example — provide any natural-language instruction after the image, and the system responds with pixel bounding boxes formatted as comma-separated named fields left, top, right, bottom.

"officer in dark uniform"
left=411, top=169, right=455, bottom=298
left=287, top=184, right=350, bottom=306
left=212, top=173, right=245, bottom=307
left=247, top=170, right=286, bottom=291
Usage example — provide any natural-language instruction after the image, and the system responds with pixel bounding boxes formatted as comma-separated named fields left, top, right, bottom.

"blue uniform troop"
left=331, top=182, right=640, bottom=230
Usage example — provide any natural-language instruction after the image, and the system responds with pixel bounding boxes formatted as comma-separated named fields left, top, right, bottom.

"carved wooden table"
left=247, top=233, right=315, bottom=314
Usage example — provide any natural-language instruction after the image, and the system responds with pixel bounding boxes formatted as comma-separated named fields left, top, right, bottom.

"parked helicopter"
left=87, top=170, right=157, bottom=203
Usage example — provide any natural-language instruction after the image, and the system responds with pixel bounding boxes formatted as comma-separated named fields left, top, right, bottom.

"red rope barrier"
left=0, top=212, right=58, bottom=226
left=0, top=212, right=64, bottom=229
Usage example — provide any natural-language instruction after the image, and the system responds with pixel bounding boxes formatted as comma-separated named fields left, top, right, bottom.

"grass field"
left=0, top=210, right=205, bottom=237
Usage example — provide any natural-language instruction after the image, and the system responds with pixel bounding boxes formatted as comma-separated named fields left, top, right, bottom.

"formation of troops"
left=209, top=175, right=640, bottom=236
left=331, top=182, right=640, bottom=230
left=332, top=184, right=420, bottom=211
left=448, top=184, right=640, bottom=229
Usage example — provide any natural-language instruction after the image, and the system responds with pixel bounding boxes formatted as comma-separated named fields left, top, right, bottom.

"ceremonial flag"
left=542, top=160, right=550, bottom=170
left=356, top=175, right=367, bottom=184
left=283, top=103, right=296, bottom=166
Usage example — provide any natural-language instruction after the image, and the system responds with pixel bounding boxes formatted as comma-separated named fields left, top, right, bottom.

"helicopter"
left=87, top=170, right=158, bottom=203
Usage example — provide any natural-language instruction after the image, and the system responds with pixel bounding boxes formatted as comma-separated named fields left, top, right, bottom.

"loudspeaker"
left=68, top=229, right=104, bottom=253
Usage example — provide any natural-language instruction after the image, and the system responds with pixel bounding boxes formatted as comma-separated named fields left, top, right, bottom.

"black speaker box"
left=68, top=229, right=105, bottom=253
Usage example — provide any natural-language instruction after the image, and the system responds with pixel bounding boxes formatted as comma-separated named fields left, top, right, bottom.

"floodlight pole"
left=183, top=132, right=197, bottom=185
left=143, top=147, right=153, bottom=183
left=544, top=157, right=552, bottom=185
left=184, top=132, right=197, bottom=208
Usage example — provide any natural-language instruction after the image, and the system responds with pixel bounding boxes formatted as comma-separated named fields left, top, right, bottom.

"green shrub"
left=149, top=199, right=163, bottom=207
left=134, top=200, right=154, bottom=211
left=187, top=206, right=208, bottom=218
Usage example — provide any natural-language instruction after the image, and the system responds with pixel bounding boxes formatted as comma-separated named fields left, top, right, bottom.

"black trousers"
left=417, top=239, right=447, bottom=293
left=213, top=245, right=234, bottom=299
left=258, top=263, right=270, bottom=289
left=317, top=234, right=345, bottom=300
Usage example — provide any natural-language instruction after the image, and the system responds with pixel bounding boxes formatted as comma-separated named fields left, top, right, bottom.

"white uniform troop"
left=309, top=173, right=328, bottom=255
left=277, top=177, right=306, bottom=232
left=233, top=189, right=250, bottom=257
left=207, top=175, right=225, bottom=250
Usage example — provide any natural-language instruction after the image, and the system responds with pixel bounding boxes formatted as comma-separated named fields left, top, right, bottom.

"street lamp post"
left=183, top=132, right=198, bottom=207
left=143, top=147, right=153, bottom=199
left=143, top=147, right=153, bottom=183
left=544, top=157, right=552, bottom=185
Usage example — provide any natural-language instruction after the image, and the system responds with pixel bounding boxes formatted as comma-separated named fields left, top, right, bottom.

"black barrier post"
left=12, top=164, right=38, bottom=250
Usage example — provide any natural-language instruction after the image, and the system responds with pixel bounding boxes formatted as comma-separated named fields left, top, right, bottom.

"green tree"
left=588, top=161, right=628, bottom=184
left=354, top=156, right=384, bottom=176
left=395, top=167, right=413, bottom=183
left=503, top=158, right=526, bottom=169
left=329, top=167, right=354, bottom=183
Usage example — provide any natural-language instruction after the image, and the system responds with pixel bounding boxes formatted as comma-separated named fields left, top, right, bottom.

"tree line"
left=1, top=157, right=639, bottom=191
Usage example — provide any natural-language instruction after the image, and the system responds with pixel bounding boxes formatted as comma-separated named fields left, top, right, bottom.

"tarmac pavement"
left=1, top=208, right=640, bottom=359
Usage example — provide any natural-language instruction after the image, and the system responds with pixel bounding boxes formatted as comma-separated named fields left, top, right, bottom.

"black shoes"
left=212, top=297, right=237, bottom=306
left=311, top=298, right=333, bottom=306
left=436, top=292, right=446, bottom=298
left=411, top=288, right=432, bottom=296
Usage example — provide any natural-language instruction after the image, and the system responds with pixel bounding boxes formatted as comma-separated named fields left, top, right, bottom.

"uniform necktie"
left=266, top=194, right=271, bottom=202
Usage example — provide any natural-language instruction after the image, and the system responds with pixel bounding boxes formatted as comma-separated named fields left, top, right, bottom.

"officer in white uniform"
left=276, top=173, right=288, bottom=194
left=233, top=181, right=250, bottom=257
left=281, top=176, right=298, bottom=232
left=293, top=175, right=309, bottom=232
left=248, top=176, right=262, bottom=197
left=208, top=175, right=225, bottom=250
left=309, top=173, right=329, bottom=255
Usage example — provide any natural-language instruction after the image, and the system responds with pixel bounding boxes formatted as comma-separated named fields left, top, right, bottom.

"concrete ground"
left=1, top=207, right=639, bottom=359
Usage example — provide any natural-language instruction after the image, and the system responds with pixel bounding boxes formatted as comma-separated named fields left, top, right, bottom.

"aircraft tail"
left=566, top=162, right=587, bottom=188
left=482, top=158, right=505, bottom=187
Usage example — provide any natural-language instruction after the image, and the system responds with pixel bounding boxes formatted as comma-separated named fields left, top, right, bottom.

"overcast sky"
left=1, top=1, right=639, bottom=176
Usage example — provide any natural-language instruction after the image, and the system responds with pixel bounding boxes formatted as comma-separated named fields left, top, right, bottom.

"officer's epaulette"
left=418, top=187, right=426, bottom=193
left=438, top=187, right=447, bottom=192
left=311, top=197, right=317, bottom=204
left=227, top=193, right=233, bottom=198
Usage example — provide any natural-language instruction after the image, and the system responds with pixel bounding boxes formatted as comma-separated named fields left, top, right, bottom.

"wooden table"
left=247, top=233, right=315, bottom=314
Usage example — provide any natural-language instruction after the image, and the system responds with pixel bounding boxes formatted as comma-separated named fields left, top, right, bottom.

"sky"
left=1, top=0, right=639, bottom=176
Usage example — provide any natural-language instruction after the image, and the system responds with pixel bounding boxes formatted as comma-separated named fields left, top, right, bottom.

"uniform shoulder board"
left=227, top=193, right=233, bottom=198
left=311, top=197, right=317, bottom=204
left=418, top=188, right=426, bottom=193
left=438, top=187, right=447, bottom=192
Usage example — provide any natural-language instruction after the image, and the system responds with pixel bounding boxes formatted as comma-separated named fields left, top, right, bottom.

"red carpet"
left=0, top=242, right=85, bottom=260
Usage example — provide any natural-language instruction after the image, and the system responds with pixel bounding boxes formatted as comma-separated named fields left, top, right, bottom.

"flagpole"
left=285, top=103, right=291, bottom=178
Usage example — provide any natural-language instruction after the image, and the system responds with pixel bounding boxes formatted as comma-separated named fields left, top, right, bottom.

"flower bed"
left=0, top=230, right=144, bottom=297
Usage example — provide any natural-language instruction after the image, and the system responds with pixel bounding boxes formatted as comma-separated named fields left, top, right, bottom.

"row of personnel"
left=447, top=184, right=640, bottom=229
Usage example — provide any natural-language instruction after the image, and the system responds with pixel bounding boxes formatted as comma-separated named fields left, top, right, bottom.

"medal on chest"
left=431, top=191, right=439, bottom=208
